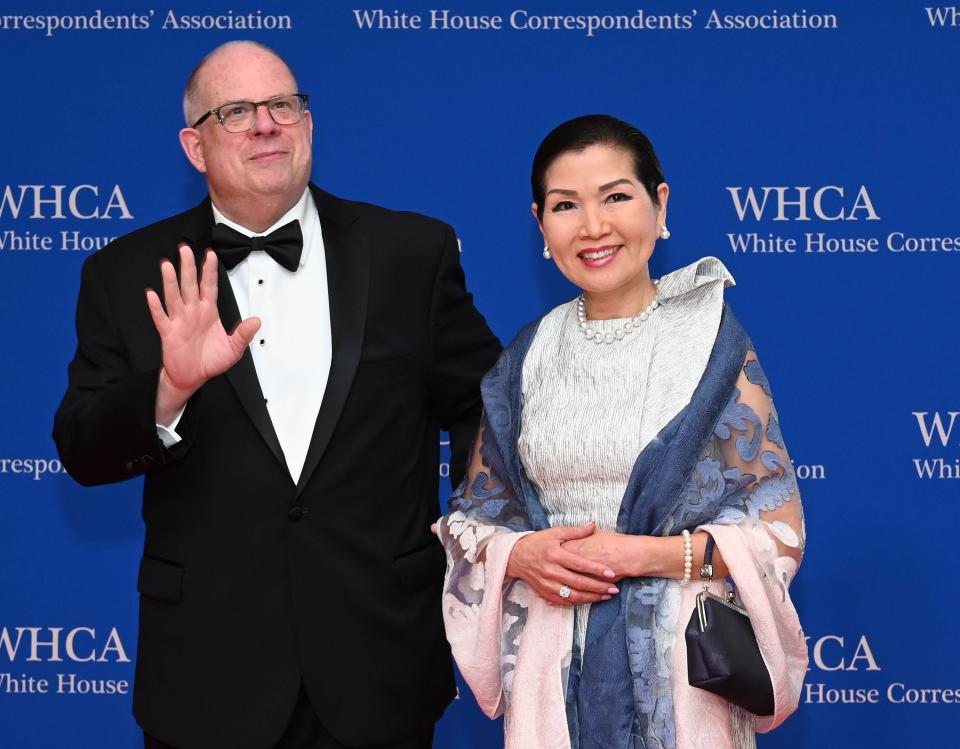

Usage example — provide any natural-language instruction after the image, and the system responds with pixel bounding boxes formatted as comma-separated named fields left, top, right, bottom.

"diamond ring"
left=558, top=585, right=571, bottom=599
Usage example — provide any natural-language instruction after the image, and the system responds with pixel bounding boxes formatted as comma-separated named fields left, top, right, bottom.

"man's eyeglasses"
left=192, top=93, right=309, bottom=132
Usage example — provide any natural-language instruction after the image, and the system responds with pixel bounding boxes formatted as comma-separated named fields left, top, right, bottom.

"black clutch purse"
left=684, top=533, right=775, bottom=716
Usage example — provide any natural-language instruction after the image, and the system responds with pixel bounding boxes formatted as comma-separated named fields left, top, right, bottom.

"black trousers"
left=144, top=683, right=435, bottom=749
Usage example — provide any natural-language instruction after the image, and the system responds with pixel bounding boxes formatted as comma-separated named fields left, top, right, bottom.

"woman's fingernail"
left=608, top=587, right=620, bottom=595
left=602, top=595, right=612, bottom=601
left=603, top=570, right=616, bottom=579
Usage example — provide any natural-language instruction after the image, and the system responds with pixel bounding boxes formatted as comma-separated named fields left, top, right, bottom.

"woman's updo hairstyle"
left=531, top=114, right=665, bottom=220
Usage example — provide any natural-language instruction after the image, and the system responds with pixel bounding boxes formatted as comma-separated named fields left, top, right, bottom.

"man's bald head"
left=182, top=40, right=298, bottom=126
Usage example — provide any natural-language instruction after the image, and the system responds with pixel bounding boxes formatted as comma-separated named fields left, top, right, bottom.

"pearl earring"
left=660, top=225, right=671, bottom=240
left=543, top=245, right=551, bottom=259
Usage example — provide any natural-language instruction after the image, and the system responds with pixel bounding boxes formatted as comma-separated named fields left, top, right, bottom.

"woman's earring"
left=660, top=225, right=671, bottom=240
left=543, top=244, right=552, bottom=259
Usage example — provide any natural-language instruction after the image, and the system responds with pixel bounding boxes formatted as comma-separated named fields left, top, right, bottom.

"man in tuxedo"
left=53, top=41, right=501, bottom=749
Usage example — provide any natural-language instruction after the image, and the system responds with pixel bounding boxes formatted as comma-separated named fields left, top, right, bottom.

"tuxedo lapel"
left=295, top=185, right=370, bottom=497
left=178, top=199, right=289, bottom=475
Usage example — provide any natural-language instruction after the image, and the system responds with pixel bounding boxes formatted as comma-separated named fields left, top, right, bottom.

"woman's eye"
left=551, top=201, right=575, bottom=213
left=606, top=192, right=632, bottom=203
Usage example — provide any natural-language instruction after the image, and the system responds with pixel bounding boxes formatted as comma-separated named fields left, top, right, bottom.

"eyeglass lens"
left=219, top=95, right=305, bottom=132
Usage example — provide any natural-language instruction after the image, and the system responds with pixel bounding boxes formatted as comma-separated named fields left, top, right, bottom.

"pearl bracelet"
left=680, top=529, right=693, bottom=586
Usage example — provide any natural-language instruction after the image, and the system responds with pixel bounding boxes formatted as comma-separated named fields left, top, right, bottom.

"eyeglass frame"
left=191, top=93, right=310, bottom=131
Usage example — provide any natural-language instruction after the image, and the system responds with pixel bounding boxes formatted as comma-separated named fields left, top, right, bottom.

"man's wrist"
left=156, top=368, right=198, bottom=425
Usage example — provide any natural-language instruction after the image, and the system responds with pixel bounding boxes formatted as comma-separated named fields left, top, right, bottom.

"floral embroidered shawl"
left=438, top=304, right=807, bottom=749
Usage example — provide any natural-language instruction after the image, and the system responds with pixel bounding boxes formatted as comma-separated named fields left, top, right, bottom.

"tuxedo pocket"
left=354, top=353, right=416, bottom=384
left=137, top=555, right=184, bottom=604
left=392, top=541, right=446, bottom=593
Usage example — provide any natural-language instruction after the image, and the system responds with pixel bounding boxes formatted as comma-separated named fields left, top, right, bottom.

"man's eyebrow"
left=209, top=98, right=249, bottom=108
left=599, top=178, right=634, bottom=191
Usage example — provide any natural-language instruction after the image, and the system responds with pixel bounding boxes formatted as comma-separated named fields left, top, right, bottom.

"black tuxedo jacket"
left=53, top=184, right=501, bottom=749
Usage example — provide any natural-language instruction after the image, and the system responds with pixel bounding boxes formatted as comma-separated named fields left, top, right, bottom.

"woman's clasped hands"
left=505, top=521, right=633, bottom=605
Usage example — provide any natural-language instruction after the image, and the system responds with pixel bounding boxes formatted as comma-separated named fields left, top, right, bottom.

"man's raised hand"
left=146, top=245, right=261, bottom=424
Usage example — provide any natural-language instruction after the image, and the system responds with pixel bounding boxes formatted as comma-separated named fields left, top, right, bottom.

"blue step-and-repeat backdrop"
left=1, top=1, right=958, bottom=747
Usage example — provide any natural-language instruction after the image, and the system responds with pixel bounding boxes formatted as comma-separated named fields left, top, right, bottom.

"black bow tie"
left=211, top=220, right=303, bottom=272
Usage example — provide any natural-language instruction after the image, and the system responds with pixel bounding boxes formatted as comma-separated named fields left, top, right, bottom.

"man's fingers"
left=199, top=249, right=219, bottom=303
left=178, top=245, right=199, bottom=305
left=145, top=289, right=170, bottom=336
left=159, top=259, right=184, bottom=318
left=230, top=316, right=262, bottom=352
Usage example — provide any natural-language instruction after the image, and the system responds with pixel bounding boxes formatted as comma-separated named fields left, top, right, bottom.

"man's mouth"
left=250, top=150, right=286, bottom=161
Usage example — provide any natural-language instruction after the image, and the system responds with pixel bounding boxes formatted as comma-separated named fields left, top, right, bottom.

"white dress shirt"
left=158, top=189, right=332, bottom=484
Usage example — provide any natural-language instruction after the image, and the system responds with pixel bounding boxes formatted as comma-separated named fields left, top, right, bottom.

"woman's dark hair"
left=531, top=114, right=665, bottom=220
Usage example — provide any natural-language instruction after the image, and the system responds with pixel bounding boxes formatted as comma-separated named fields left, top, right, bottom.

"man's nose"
left=250, top=103, right=280, bottom=135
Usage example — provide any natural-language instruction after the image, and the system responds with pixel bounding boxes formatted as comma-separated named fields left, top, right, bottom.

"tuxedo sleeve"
left=427, top=225, right=501, bottom=489
left=53, top=252, right=180, bottom=486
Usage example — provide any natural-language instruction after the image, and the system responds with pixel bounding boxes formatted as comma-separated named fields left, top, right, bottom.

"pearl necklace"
left=576, top=284, right=660, bottom=345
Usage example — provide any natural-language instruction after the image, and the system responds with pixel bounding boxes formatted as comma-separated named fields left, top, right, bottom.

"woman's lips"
left=578, top=245, right=621, bottom=268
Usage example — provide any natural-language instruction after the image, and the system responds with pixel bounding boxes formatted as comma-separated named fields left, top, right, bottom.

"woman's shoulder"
left=482, top=299, right=576, bottom=393
left=502, top=298, right=576, bottom=352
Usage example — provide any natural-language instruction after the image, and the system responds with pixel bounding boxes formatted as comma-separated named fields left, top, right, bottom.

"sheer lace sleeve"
left=439, top=414, right=530, bottom=613
left=436, top=415, right=530, bottom=717
left=437, top=414, right=573, bottom=741
left=709, top=350, right=805, bottom=596
left=678, top=349, right=807, bottom=732
left=443, top=415, right=531, bottom=537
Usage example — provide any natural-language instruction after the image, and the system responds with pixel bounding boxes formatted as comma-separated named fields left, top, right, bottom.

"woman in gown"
left=437, top=115, right=806, bottom=749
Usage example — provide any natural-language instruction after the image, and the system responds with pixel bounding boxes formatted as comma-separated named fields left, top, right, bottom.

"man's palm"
left=146, top=245, right=260, bottom=393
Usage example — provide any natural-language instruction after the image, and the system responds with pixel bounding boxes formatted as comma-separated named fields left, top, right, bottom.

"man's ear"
left=179, top=128, right=207, bottom=174
left=304, top=109, right=314, bottom=145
